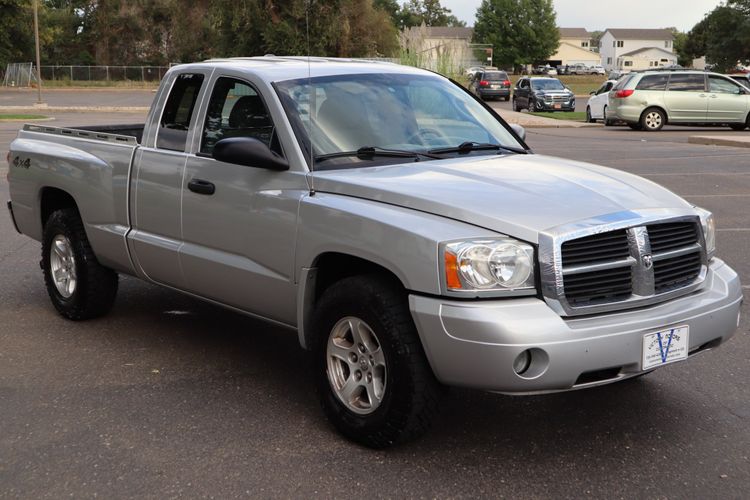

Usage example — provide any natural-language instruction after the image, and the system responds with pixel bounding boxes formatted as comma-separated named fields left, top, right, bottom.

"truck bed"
left=23, top=123, right=144, bottom=144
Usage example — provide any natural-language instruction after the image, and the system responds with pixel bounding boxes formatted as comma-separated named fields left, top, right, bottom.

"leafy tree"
left=589, top=30, right=603, bottom=53
left=397, top=0, right=465, bottom=28
left=473, top=0, right=559, bottom=69
left=0, top=0, right=35, bottom=71
left=665, top=27, right=692, bottom=67
left=684, top=2, right=750, bottom=70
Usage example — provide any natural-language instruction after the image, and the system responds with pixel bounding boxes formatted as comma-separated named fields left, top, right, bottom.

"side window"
left=200, top=77, right=277, bottom=156
left=158, top=73, right=204, bottom=151
left=604, top=82, right=613, bottom=92
left=636, top=74, right=669, bottom=91
left=667, top=74, right=706, bottom=92
left=709, top=76, right=742, bottom=94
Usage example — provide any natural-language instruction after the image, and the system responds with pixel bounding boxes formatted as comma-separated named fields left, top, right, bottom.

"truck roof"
left=171, top=56, right=432, bottom=82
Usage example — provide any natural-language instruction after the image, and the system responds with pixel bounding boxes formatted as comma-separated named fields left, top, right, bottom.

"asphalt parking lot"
left=1, top=109, right=749, bottom=498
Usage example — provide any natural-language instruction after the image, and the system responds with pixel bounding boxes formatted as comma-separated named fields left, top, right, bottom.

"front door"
left=707, top=75, right=749, bottom=122
left=179, top=76, right=304, bottom=324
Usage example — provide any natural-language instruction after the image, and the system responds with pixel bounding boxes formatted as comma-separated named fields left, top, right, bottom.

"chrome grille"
left=550, top=217, right=707, bottom=316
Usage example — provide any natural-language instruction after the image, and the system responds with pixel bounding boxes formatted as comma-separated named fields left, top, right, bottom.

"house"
left=599, top=28, right=675, bottom=71
left=546, top=28, right=601, bottom=68
left=400, top=24, right=476, bottom=73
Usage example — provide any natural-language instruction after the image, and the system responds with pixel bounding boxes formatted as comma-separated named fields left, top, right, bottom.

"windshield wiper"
left=428, top=142, right=528, bottom=155
left=314, top=146, right=443, bottom=164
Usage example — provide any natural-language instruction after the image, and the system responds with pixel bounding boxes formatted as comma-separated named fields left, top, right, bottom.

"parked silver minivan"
left=608, top=69, right=750, bottom=131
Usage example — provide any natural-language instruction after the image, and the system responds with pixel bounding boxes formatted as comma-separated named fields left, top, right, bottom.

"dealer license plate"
left=554, top=103, right=561, bottom=109
left=642, top=326, right=689, bottom=370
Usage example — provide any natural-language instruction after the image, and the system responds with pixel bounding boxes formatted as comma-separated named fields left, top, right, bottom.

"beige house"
left=547, top=28, right=600, bottom=67
left=400, top=25, right=476, bottom=73
left=617, top=47, right=678, bottom=71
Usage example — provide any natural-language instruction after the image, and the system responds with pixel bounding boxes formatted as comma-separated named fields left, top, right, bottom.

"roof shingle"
left=606, top=28, right=674, bottom=41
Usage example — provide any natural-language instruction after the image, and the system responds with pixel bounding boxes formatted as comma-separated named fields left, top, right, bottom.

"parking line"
left=718, top=228, right=750, bottom=232
left=642, top=172, right=750, bottom=177
left=682, top=194, right=750, bottom=198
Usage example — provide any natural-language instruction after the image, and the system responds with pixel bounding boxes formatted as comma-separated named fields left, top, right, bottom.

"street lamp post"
left=33, top=0, right=44, bottom=104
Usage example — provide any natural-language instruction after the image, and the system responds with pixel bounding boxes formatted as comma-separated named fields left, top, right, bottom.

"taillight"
left=479, top=80, right=489, bottom=87
left=615, top=89, right=634, bottom=98
left=503, top=80, right=511, bottom=86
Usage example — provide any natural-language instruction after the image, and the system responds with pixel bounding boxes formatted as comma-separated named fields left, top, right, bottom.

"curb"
left=0, top=106, right=150, bottom=113
left=688, top=135, right=750, bottom=149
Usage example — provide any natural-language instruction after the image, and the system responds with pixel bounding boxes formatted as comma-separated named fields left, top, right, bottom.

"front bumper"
left=410, top=259, right=741, bottom=394
left=534, top=99, right=575, bottom=112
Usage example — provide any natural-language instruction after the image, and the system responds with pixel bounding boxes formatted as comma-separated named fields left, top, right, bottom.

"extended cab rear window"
left=157, top=73, right=205, bottom=151
left=636, top=74, right=669, bottom=91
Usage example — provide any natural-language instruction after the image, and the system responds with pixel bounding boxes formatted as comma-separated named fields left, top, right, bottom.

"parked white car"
left=589, top=65, right=606, bottom=75
left=586, top=79, right=618, bottom=124
left=570, top=63, right=590, bottom=75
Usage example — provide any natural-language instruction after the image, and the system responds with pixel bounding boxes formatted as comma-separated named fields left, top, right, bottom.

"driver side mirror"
left=510, top=124, right=526, bottom=141
left=213, top=137, right=289, bottom=171
left=589, top=90, right=596, bottom=95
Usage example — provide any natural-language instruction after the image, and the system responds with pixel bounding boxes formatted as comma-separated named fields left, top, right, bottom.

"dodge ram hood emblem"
left=643, top=254, right=654, bottom=269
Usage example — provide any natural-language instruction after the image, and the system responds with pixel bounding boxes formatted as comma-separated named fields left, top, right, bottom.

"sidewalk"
left=493, top=108, right=598, bottom=128
left=688, top=134, right=750, bottom=149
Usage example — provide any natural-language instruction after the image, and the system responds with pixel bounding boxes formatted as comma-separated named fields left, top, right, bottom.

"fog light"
left=513, top=350, right=531, bottom=375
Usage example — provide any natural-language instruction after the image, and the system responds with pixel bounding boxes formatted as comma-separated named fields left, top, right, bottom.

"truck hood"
left=312, top=154, right=694, bottom=243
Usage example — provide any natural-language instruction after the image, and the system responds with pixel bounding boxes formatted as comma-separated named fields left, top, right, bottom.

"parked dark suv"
left=470, top=70, right=511, bottom=101
left=513, top=77, right=575, bottom=112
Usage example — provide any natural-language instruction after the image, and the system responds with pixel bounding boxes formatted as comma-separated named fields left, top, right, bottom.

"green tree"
left=397, top=0, right=465, bottom=28
left=684, top=2, right=750, bottom=70
left=473, top=0, right=559, bottom=69
left=665, top=27, right=692, bottom=67
left=589, top=30, right=603, bottom=53
left=0, top=0, right=35, bottom=71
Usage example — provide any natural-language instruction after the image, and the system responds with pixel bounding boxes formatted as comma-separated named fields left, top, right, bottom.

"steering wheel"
left=407, top=128, right=447, bottom=145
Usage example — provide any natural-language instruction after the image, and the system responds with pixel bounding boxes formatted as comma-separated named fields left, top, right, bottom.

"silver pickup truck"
left=7, top=58, right=742, bottom=448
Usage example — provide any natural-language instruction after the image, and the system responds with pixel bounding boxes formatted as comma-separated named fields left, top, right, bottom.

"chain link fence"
left=2, top=63, right=170, bottom=86
left=2, top=63, right=37, bottom=87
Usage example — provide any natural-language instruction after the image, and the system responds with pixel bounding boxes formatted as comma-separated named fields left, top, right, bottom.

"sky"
left=438, top=0, right=724, bottom=32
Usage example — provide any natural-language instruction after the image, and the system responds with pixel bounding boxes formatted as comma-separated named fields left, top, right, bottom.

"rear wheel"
left=603, top=106, right=614, bottom=126
left=729, top=123, right=747, bottom=131
left=312, top=275, right=442, bottom=448
left=504, top=96, right=510, bottom=102
left=42, top=208, right=118, bottom=320
left=640, top=108, right=666, bottom=131
left=628, top=123, right=643, bottom=131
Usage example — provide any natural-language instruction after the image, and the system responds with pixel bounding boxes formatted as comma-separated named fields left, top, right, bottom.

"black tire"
left=603, top=106, right=614, bottom=126
left=504, top=96, right=510, bottom=102
left=628, top=123, right=643, bottom=131
left=42, top=208, right=118, bottom=320
left=512, top=98, right=519, bottom=112
left=729, top=123, right=747, bottom=131
left=312, top=274, right=442, bottom=448
left=586, top=106, right=594, bottom=123
left=640, top=107, right=666, bottom=132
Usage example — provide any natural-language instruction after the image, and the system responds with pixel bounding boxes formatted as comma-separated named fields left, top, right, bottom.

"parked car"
left=586, top=79, right=618, bottom=123
left=726, top=73, right=750, bottom=89
left=470, top=69, right=512, bottom=101
left=609, top=69, right=750, bottom=131
left=465, top=65, right=484, bottom=78
left=570, top=63, right=590, bottom=75
left=533, top=65, right=557, bottom=76
left=588, top=65, right=606, bottom=75
left=7, top=58, right=741, bottom=448
left=513, top=77, right=575, bottom=112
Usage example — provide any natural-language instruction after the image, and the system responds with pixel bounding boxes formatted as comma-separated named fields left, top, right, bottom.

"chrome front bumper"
left=410, top=259, right=741, bottom=394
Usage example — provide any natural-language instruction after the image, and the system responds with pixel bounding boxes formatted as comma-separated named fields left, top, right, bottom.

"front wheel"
left=42, top=208, right=118, bottom=320
left=586, top=107, right=594, bottom=123
left=312, top=275, right=442, bottom=448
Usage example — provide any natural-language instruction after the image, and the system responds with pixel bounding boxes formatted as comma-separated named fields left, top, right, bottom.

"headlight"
left=443, top=239, right=536, bottom=295
left=695, top=207, right=716, bottom=259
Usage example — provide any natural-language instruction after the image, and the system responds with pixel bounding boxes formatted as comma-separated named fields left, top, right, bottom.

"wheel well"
left=313, top=253, right=404, bottom=302
left=299, top=252, right=406, bottom=350
left=640, top=106, right=668, bottom=124
left=40, top=187, right=78, bottom=227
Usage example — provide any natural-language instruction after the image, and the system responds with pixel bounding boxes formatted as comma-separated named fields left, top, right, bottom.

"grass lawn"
left=0, top=114, right=49, bottom=120
left=530, top=111, right=587, bottom=121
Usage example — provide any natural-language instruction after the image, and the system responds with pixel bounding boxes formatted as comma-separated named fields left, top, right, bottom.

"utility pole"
left=33, top=0, right=44, bottom=104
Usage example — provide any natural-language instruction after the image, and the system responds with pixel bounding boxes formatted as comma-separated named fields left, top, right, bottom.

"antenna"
left=306, top=0, right=315, bottom=196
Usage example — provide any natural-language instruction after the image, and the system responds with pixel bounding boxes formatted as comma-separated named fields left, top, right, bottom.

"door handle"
left=188, top=178, right=215, bottom=195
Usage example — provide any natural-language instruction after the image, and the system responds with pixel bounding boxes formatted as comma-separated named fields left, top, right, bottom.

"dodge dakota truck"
left=6, top=57, right=742, bottom=448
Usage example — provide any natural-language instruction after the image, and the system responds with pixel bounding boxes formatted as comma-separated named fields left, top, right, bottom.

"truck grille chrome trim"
left=540, top=214, right=707, bottom=316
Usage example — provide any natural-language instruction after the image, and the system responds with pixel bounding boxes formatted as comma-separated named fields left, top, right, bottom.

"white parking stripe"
left=682, top=194, right=750, bottom=198
left=718, top=228, right=750, bottom=232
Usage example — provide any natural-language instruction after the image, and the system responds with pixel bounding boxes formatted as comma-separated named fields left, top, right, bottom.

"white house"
left=547, top=28, right=600, bottom=67
left=617, top=47, right=678, bottom=71
left=599, top=29, right=675, bottom=71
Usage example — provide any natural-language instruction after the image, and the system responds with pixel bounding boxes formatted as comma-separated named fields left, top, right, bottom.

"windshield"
left=274, top=73, right=524, bottom=169
left=531, top=79, right=565, bottom=91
